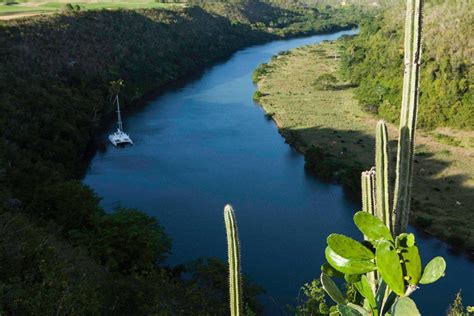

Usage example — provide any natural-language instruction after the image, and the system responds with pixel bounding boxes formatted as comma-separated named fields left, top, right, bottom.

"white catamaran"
left=109, top=95, right=133, bottom=147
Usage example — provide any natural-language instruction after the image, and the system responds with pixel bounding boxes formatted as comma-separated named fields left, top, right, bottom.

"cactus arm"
left=224, top=204, right=243, bottom=316
left=361, top=172, right=369, bottom=214
left=361, top=168, right=376, bottom=217
left=375, top=121, right=391, bottom=231
left=392, top=0, right=424, bottom=235
left=361, top=168, right=378, bottom=294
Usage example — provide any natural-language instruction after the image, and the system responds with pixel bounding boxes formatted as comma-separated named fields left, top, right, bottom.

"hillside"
left=252, top=0, right=474, bottom=255
left=201, top=0, right=359, bottom=37
left=254, top=42, right=474, bottom=256
left=0, top=3, right=363, bottom=313
left=339, top=0, right=473, bottom=130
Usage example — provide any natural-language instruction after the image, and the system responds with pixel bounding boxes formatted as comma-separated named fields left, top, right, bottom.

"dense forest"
left=0, top=1, right=364, bottom=313
left=339, top=0, right=473, bottom=130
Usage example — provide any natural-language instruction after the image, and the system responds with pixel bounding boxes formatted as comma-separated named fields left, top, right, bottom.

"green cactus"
left=356, top=1, right=425, bottom=301
left=360, top=0, right=424, bottom=236
left=224, top=204, right=243, bottom=316
left=392, top=0, right=424, bottom=235
left=375, top=121, right=391, bottom=231
left=361, top=168, right=376, bottom=217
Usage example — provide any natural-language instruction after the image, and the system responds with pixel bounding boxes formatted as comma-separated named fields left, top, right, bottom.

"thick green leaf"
left=321, top=273, right=345, bottom=305
left=400, top=245, right=422, bottom=285
left=390, top=297, right=420, bottom=316
left=338, top=304, right=366, bottom=316
left=325, top=246, right=376, bottom=275
left=328, top=234, right=375, bottom=260
left=376, top=241, right=405, bottom=296
left=321, top=263, right=344, bottom=278
left=354, top=275, right=376, bottom=309
left=354, top=212, right=393, bottom=242
left=395, top=233, right=415, bottom=248
left=348, top=303, right=369, bottom=316
left=345, top=274, right=362, bottom=284
left=419, top=256, right=446, bottom=284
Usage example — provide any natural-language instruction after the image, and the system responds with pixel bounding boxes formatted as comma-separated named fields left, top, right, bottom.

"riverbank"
left=0, top=3, right=362, bottom=199
left=0, top=4, right=365, bottom=313
left=253, top=41, right=474, bottom=256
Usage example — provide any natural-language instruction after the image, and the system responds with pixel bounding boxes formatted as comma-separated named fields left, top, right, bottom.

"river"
left=84, top=30, right=474, bottom=314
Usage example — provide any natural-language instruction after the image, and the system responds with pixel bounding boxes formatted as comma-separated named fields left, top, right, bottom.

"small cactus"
left=224, top=204, right=243, bottom=316
left=361, top=168, right=376, bottom=217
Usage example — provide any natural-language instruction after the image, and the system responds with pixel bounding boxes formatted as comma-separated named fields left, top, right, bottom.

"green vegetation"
left=253, top=41, right=474, bottom=252
left=224, top=205, right=243, bottom=316
left=0, top=2, right=364, bottom=313
left=447, top=291, right=474, bottom=316
left=339, top=1, right=473, bottom=130
left=0, top=0, right=178, bottom=18
left=201, top=0, right=362, bottom=37
left=317, top=5, right=449, bottom=311
left=313, top=73, right=338, bottom=90
left=321, top=213, right=446, bottom=315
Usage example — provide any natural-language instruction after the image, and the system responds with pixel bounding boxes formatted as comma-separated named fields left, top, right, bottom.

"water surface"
left=84, top=30, right=474, bottom=314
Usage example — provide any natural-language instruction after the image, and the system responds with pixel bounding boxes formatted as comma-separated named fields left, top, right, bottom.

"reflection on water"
left=84, top=30, right=474, bottom=314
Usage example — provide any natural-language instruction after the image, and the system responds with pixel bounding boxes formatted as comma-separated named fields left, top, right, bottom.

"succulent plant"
left=392, top=0, right=424, bottom=235
left=224, top=204, right=243, bottom=316
left=321, top=211, right=446, bottom=315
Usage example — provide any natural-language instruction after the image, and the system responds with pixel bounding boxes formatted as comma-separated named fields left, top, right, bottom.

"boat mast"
left=116, top=94, right=123, bottom=131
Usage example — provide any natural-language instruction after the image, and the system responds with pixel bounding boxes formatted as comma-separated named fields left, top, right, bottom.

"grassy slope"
left=254, top=42, right=474, bottom=255
left=0, top=1, right=178, bottom=19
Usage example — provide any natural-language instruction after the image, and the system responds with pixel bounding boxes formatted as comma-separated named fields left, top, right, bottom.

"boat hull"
left=109, top=130, right=133, bottom=147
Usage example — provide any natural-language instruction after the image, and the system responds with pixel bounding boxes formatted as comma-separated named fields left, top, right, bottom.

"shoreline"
left=81, top=25, right=356, bottom=177
left=253, top=41, right=474, bottom=258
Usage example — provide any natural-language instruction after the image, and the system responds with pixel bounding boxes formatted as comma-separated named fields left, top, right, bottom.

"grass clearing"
left=0, top=0, right=179, bottom=19
left=255, top=41, right=474, bottom=255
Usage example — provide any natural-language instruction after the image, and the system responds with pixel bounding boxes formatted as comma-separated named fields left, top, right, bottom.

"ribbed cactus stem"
left=392, top=0, right=424, bottom=235
left=224, top=204, right=243, bottom=316
left=361, top=168, right=376, bottom=217
left=361, top=168, right=378, bottom=294
left=375, top=120, right=391, bottom=231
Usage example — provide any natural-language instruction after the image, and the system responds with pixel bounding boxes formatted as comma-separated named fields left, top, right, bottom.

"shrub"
left=313, top=73, right=338, bottom=90
left=76, top=208, right=172, bottom=274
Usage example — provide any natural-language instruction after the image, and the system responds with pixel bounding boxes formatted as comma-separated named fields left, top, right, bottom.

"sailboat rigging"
left=109, top=94, right=133, bottom=147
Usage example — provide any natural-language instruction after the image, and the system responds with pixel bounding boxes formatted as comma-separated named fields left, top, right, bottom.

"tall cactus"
left=361, top=0, right=424, bottom=235
left=375, top=121, right=391, bottom=231
left=392, top=0, right=424, bottom=235
left=359, top=0, right=424, bottom=294
left=224, top=204, right=243, bottom=316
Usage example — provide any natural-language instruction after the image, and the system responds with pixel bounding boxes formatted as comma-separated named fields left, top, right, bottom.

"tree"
left=28, top=181, right=102, bottom=232
left=313, top=73, right=338, bottom=90
left=76, top=208, right=172, bottom=274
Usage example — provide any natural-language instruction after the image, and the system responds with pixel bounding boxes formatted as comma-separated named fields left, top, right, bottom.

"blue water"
left=84, top=30, right=474, bottom=314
